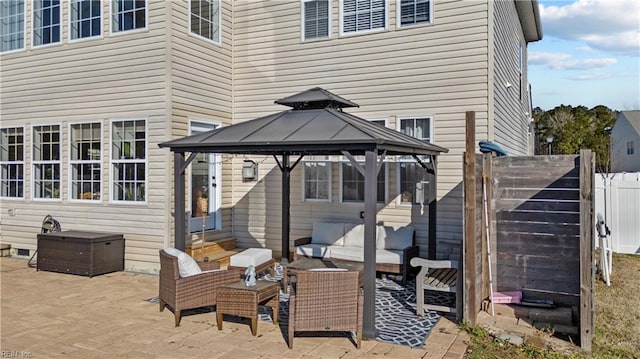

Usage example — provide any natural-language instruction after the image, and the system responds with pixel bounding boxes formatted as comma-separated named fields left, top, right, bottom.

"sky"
left=528, top=0, right=640, bottom=111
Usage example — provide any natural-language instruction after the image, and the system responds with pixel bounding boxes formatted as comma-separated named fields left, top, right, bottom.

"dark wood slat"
left=496, top=188, right=580, bottom=201
left=495, top=252, right=580, bottom=270
left=497, top=221, right=580, bottom=236
left=493, top=155, right=579, bottom=168
left=497, top=272, right=580, bottom=295
left=495, top=199, right=579, bottom=212
left=496, top=210, right=580, bottom=224
left=492, top=176, right=580, bottom=189
left=494, top=166, right=580, bottom=179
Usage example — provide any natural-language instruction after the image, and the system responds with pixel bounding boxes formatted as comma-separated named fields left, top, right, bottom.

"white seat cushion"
left=343, top=224, right=365, bottom=247
left=330, top=246, right=364, bottom=262
left=311, top=222, right=345, bottom=246
left=230, top=248, right=273, bottom=267
left=377, top=225, right=414, bottom=250
left=296, top=244, right=332, bottom=259
left=164, top=247, right=202, bottom=277
left=376, top=249, right=404, bottom=265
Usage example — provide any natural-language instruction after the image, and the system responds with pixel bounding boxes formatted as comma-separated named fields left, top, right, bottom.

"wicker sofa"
left=293, top=222, right=419, bottom=284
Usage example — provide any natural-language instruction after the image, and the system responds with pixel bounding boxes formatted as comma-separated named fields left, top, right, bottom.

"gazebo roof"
left=159, top=88, right=448, bottom=156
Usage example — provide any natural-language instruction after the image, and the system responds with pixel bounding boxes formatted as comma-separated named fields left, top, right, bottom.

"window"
left=303, top=0, right=329, bottom=40
left=341, top=0, right=386, bottom=34
left=628, top=141, right=635, bottom=155
left=398, top=0, right=431, bottom=27
left=111, top=119, right=146, bottom=202
left=190, top=0, right=220, bottom=44
left=70, top=0, right=101, bottom=40
left=0, top=127, right=24, bottom=198
left=111, top=0, right=145, bottom=33
left=518, top=42, right=523, bottom=100
left=341, top=161, right=386, bottom=202
left=33, top=0, right=61, bottom=46
left=303, top=156, right=331, bottom=201
left=0, top=0, right=25, bottom=52
left=398, top=116, right=432, bottom=204
left=70, top=123, right=101, bottom=201
left=33, top=125, right=61, bottom=199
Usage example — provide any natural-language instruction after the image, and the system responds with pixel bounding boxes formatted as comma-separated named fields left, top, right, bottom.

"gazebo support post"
left=363, top=150, right=378, bottom=339
left=281, top=154, right=291, bottom=264
left=174, top=151, right=186, bottom=251
left=428, top=155, right=438, bottom=259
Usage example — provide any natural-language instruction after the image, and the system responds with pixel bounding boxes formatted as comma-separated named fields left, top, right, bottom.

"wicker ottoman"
left=228, top=248, right=275, bottom=277
left=216, top=280, right=279, bottom=336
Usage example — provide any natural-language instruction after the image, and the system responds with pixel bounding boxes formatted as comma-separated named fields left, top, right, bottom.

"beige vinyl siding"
left=231, top=0, right=490, bottom=258
left=168, top=1, right=234, bottom=244
left=492, top=0, right=531, bottom=156
left=0, top=1, right=169, bottom=272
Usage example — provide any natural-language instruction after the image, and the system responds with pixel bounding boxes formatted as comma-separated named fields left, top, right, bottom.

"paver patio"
left=0, top=257, right=467, bottom=358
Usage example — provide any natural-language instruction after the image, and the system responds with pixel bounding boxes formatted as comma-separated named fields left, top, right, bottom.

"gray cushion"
left=377, top=226, right=414, bottom=250
left=330, top=246, right=364, bottom=262
left=343, top=224, right=365, bottom=247
left=311, top=222, right=345, bottom=246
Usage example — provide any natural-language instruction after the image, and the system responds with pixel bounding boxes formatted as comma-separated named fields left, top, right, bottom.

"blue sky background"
left=528, top=0, right=640, bottom=111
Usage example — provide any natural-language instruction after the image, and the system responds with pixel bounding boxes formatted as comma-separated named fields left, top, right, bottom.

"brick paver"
left=0, top=257, right=466, bottom=358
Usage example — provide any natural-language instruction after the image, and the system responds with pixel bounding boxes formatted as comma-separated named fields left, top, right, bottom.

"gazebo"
left=159, top=87, right=448, bottom=338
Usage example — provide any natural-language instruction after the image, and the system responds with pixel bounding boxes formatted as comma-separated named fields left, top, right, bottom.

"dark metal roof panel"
left=275, top=87, right=359, bottom=109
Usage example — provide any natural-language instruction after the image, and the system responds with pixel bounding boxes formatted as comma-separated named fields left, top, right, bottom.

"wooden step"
left=206, top=249, right=243, bottom=269
left=186, top=237, right=236, bottom=259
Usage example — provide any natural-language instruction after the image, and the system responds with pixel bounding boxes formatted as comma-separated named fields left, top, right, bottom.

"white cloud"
left=529, top=51, right=617, bottom=70
left=540, top=0, right=640, bottom=56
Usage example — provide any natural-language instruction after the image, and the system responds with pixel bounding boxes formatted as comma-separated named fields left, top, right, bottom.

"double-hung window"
left=398, top=0, right=431, bottom=27
left=70, top=0, right=101, bottom=40
left=341, top=0, right=386, bottom=34
left=398, top=116, right=432, bottom=204
left=0, top=0, right=25, bottom=53
left=111, top=0, right=146, bottom=33
left=33, top=0, right=61, bottom=46
left=33, top=125, right=61, bottom=199
left=627, top=141, right=635, bottom=155
left=70, top=123, right=101, bottom=201
left=303, top=156, right=331, bottom=201
left=0, top=127, right=24, bottom=198
left=303, top=0, right=329, bottom=40
left=190, top=0, right=220, bottom=44
left=111, top=119, right=146, bottom=202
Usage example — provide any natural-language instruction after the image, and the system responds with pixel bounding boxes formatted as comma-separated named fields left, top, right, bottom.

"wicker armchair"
left=288, top=271, right=363, bottom=349
left=158, top=249, right=240, bottom=326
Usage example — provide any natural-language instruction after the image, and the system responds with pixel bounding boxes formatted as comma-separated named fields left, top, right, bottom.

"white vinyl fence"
left=595, top=172, right=640, bottom=254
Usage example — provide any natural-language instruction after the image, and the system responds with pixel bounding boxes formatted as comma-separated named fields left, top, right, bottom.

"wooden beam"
left=174, top=152, right=186, bottom=251
left=463, top=111, right=477, bottom=325
left=579, top=149, right=594, bottom=352
left=362, top=150, right=378, bottom=339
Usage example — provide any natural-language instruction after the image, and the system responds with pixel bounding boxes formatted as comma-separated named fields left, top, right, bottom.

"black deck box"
left=36, top=231, right=125, bottom=277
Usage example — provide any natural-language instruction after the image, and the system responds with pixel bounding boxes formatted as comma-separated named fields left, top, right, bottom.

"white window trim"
left=396, top=115, right=433, bottom=206
left=68, top=120, right=103, bottom=203
left=339, top=0, right=388, bottom=37
left=396, top=0, right=433, bottom=29
left=188, top=118, right=222, bottom=230
left=301, top=156, right=332, bottom=203
left=0, top=0, right=27, bottom=54
left=31, top=0, right=63, bottom=49
left=188, top=0, right=222, bottom=46
left=0, top=126, right=25, bottom=200
left=109, top=0, right=148, bottom=37
left=68, top=0, right=104, bottom=43
left=109, top=118, right=148, bottom=205
left=300, top=0, right=331, bottom=42
left=31, top=123, right=63, bottom=202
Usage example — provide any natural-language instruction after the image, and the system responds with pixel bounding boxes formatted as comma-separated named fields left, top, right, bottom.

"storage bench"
left=36, top=231, right=125, bottom=277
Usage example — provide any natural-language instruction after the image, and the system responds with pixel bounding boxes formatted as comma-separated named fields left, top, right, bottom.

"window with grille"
left=70, top=0, right=101, bottom=40
left=627, top=141, right=635, bottom=155
left=190, top=0, right=220, bottom=44
left=33, top=0, right=61, bottom=46
left=399, top=0, right=431, bottom=27
left=33, top=125, right=61, bottom=199
left=398, top=116, right=432, bottom=204
left=0, top=0, right=25, bottom=52
left=303, top=0, right=329, bottom=40
left=70, top=123, right=102, bottom=201
left=111, top=119, right=146, bottom=202
left=341, top=0, right=386, bottom=34
left=112, top=0, right=145, bottom=33
left=303, top=156, right=331, bottom=201
left=0, top=127, right=24, bottom=198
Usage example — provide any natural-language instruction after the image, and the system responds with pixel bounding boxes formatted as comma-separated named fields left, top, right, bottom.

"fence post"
left=579, top=149, right=595, bottom=351
left=463, top=111, right=478, bottom=325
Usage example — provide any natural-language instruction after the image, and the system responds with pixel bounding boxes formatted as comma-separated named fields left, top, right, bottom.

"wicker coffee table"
left=283, top=257, right=364, bottom=293
left=216, top=280, right=279, bottom=336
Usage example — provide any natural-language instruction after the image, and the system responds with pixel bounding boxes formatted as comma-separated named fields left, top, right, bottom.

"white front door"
left=189, top=121, right=220, bottom=232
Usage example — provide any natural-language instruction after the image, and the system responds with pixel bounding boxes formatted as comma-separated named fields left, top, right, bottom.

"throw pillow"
left=378, top=226, right=414, bottom=250
left=164, top=247, right=202, bottom=277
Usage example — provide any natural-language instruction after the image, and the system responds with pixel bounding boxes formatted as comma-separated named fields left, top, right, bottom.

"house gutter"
left=515, top=0, right=543, bottom=42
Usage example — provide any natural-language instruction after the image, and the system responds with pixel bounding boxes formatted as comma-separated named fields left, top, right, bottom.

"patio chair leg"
left=174, top=310, right=181, bottom=327
left=288, top=330, right=294, bottom=349
left=159, top=299, right=165, bottom=312
left=356, top=331, right=362, bottom=349
left=251, top=317, right=257, bottom=336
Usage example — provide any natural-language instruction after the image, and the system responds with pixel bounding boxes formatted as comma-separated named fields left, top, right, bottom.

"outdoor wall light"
left=242, top=160, right=258, bottom=182
left=505, top=82, right=513, bottom=89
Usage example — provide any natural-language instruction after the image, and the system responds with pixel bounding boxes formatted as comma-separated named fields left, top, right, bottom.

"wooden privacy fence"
left=463, top=149, right=595, bottom=351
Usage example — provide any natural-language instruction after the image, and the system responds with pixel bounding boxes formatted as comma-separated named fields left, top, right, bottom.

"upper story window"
left=627, top=141, right=635, bottom=155
left=0, top=127, right=24, bottom=198
left=398, top=0, right=431, bottom=27
left=518, top=42, right=524, bottom=101
left=398, top=116, right=432, bottom=205
left=111, top=119, right=146, bottom=202
left=33, top=0, right=61, bottom=47
left=70, top=123, right=102, bottom=201
left=190, top=0, right=220, bottom=44
left=33, top=125, right=61, bottom=200
left=112, top=0, right=146, bottom=33
left=70, top=0, right=101, bottom=40
left=341, top=0, right=386, bottom=35
left=303, top=156, right=331, bottom=201
left=0, top=0, right=25, bottom=53
left=303, top=0, right=329, bottom=40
